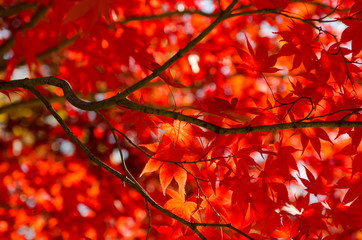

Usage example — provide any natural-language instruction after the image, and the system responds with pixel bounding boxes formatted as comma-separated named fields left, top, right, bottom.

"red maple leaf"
left=277, top=22, right=318, bottom=70
left=297, top=128, right=333, bottom=157
left=271, top=216, right=299, bottom=239
left=341, top=18, right=362, bottom=56
left=252, top=0, right=290, bottom=10
left=235, top=35, right=280, bottom=77
left=299, top=167, right=328, bottom=195
left=164, top=189, right=197, bottom=222
left=143, top=61, right=185, bottom=88
left=63, top=0, right=112, bottom=26
left=352, top=152, right=362, bottom=177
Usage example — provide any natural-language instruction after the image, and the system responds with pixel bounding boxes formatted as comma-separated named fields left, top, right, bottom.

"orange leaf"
left=164, top=189, right=197, bottom=221
left=140, top=159, right=163, bottom=176
left=159, top=163, right=187, bottom=195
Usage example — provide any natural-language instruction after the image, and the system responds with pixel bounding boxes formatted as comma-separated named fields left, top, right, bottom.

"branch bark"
left=1, top=77, right=361, bottom=135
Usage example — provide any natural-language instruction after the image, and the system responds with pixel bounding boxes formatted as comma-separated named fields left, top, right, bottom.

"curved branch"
left=0, top=77, right=124, bottom=110
left=1, top=77, right=361, bottom=135
left=193, top=223, right=254, bottom=240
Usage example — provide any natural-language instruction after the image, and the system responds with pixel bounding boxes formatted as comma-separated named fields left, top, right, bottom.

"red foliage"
left=0, top=0, right=362, bottom=239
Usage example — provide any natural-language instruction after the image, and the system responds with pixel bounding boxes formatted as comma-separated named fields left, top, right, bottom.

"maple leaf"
left=140, top=158, right=188, bottom=196
left=140, top=121, right=205, bottom=195
left=293, top=201, right=328, bottom=235
left=201, top=97, right=241, bottom=121
left=299, top=167, right=328, bottom=195
left=271, top=216, right=299, bottom=239
left=343, top=177, right=362, bottom=206
left=4, top=57, right=19, bottom=81
left=164, top=189, right=197, bottom=222
left=143, top=61, right=185, bottom=88
left=200, top=190, right=231, bottom=224
left=252, top=0, right=290, bottom=9
left=297, top=128, right=333, bottom=158
left=140, top=139, right=188, bottom=195
left=319, top=45, right=361, bottom=86
left=262, top=144, right=296, bottom=182
left=121, top=110, right=161, bottom=142
left=63, top=0, right=112, bottom=26
left=229, top=177, right=256, bottom=217
left=235, top=35, right=279, bottom=77
left=352, top=152, right=362, bottom=177
left=341, top=18, right=362, bottom=56
left=1, top=0, right=362, bottom=238
left=277, top=23, right=318, bottom=70
left=0, top=80, right=12, bottom=100
left=278, top=145, right=298, bottom=171
left=0, top=80, right=23, bottom=101
left=159, top=120, right=200, bottom=148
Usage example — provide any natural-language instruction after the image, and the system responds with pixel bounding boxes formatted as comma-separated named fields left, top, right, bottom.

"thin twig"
left=145, top=200, right=151, bottom=240
left=161, top=160, right=209, bottom=182
left=96, top=111, right=141, bottom=188
left=119, top=10, right=218, bottom=24
left=113, top=128, right=152, bottom=158
left=340, top=109, right=361, bottom=121
left=178, top=155, right=235, bottom=164
left=27, top=87, right=208, bottom=239
left=193, top=223, right=254, bottom=240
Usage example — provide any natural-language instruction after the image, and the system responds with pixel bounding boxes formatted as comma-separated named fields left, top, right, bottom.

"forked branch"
left=1, top=77, right=361, bottom=135
left=27, top=86, right=211, bottom=240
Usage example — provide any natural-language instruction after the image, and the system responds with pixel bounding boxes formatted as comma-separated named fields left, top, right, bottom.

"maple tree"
left=0, top=0, right=362, bottom=239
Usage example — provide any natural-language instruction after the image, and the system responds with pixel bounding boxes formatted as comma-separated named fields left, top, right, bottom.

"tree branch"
left=192, top=223, right=254, bottom=240
left=119, top=10, right=218, bottom=24
left=0, top=95, right=66, bottom=114
left=1, top=77, right=361, bottom=135
left=26, top=86, right=209, bottom=240
left=118, top=99, right=362, bottom=134
left=0, top=2, right=38, bottom=17
left=145, top=200, right=151, bottom=240
left=116, top=0, right=240, bottom=99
